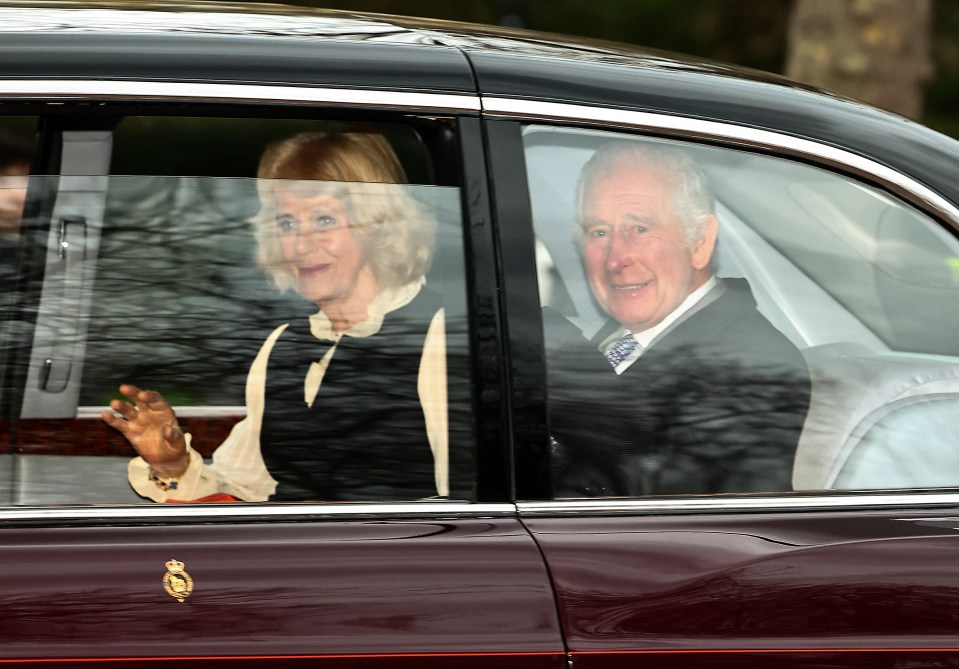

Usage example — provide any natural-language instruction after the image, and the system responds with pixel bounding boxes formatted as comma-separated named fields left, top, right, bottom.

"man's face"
left=580, top=161, right=716, bottom=333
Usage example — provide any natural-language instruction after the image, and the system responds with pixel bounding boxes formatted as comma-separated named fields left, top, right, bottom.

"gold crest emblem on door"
left=163, top=559, right=194, bottom=603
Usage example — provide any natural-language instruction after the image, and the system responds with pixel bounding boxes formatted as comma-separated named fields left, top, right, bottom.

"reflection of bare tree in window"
left=83, top=177, right=302, bottom=406
left=547, top=322, right=811, bottom=497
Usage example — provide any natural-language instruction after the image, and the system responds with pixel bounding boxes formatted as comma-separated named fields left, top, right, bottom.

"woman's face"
left=274, top=186, right=379, bottom=309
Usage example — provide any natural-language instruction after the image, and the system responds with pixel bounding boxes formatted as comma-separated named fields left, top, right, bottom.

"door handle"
left=40, top=215, right=87, bottom=392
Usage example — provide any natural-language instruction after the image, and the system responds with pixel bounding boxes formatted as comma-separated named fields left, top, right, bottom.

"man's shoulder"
left=698, top=278, right=773, bottom=331
left=671, top=278, right=804, bottom=360
left=541, top=307, right=613, bottom=377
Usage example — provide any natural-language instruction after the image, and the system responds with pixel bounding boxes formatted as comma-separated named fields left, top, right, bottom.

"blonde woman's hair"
left=252, top=131, right=436, bottom=292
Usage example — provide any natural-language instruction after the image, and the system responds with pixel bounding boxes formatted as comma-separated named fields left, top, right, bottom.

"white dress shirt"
left=599, top=276, right=719, bottom=375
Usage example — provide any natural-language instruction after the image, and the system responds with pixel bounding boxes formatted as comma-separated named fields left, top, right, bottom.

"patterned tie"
left=605, top=334, right=639, bottom=368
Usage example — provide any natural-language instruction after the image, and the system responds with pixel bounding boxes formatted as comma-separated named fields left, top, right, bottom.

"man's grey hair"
left=575, top=140, right=715, bottom=247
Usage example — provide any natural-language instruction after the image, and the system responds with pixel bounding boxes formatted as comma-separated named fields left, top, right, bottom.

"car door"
left=487, top=110, right=959, bottom=668
left=0, top=84, right=565, bottom=668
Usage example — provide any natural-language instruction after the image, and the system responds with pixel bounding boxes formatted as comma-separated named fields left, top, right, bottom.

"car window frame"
left=0, top=81, right=513, bottom=518
left=481, top=100, right=959, bottom=515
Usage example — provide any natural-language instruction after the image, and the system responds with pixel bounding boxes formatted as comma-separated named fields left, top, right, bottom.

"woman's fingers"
left=108, top=397, right=136, bottom=420
left=110, top=386, right=172, bottom=420
left=103, top=385, right=187, bottom=468
left=118, top=384, right=168, bottom=413
left=117, top=383, right=143, bottom=403
left=137, top=390, right=171, bottom=414
left=104, top=385, right=180, bottom=444
left=101, top=408, right=131, bottom=434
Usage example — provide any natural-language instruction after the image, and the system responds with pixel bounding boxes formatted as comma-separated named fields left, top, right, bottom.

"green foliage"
left=523, top=0, right=791, bottom=73
left=928, top=0, right=959, bottom=112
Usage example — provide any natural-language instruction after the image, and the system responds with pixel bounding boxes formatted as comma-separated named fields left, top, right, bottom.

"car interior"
left=523, top=125, right=959, bottom=494
left=0, top=112, right=472, bottom=505
left=2, top=114, right=958, bottom=505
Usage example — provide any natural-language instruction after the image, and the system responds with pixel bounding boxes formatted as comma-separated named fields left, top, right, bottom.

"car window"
left=2, top=114, right=474, bottom=505
left=523, top=124, right=959, bottom=498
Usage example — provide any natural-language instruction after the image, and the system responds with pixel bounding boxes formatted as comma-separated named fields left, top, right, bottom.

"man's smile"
left=610, top=281, right=650, bottom=291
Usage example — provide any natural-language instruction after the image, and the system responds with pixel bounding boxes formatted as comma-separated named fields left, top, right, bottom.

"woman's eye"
left=312, top=214, right=338, bottom=230
left=276, top=216, right=297, bottom=233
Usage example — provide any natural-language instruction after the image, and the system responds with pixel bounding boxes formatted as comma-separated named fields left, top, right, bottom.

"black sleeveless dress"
left=260, top=288, right=441, bottom=501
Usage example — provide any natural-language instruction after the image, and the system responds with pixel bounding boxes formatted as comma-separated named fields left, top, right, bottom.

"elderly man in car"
left=545, top=140, right=812, bottom=497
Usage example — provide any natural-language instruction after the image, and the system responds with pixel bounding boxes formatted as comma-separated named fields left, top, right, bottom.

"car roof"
left=0, top=2, right=476, bottom=93
left=0, top=1, right=797, bottom=93
left=0, top=0, right=957, bottom=210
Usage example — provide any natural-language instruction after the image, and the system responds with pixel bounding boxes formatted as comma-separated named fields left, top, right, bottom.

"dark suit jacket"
left=545, top=278, right=811, bottom=497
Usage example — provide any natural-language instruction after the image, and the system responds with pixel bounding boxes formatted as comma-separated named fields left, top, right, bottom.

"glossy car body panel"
left=483, top=119, right=551, bottom=500
left=0, top=515, right=564, bottom=665
left=0, top=33, right=476, bottom=95
left=524, top=508, right=959, bottom=666
left=0, top=656, right=566, bottom=669
left=454, top=118, right=513, bottom=503
left=0, top=7, right=476, bottom=93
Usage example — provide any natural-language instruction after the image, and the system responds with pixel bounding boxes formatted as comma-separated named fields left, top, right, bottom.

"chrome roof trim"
left=483, top=98, right=959, bottom=227
left=518, top=492, right=959, bottom=516
left=0, top=502, right=514, bottom=524
left=0, top=80, right=481, bottom=112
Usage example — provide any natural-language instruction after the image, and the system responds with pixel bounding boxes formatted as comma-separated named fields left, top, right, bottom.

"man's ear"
left=691, top=214, right=718, bottom=271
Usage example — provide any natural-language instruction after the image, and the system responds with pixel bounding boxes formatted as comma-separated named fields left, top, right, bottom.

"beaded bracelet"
left=148, top=452, right=191, bottom=492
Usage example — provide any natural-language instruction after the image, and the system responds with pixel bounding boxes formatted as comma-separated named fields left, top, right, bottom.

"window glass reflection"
left=4, top=174, right=471, bottom=505
left=524, top=125, right=959, bottom=497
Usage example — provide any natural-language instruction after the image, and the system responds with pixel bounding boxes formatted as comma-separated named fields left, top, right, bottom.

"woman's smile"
left=297, top=263, right=331, bottom=279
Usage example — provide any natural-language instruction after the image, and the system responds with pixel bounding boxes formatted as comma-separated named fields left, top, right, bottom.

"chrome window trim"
left=483, top=98, right=959, bottom=228
left=519, top=492, right=959, bottom=516
left=6, top=495, right=958, bottom=522
left=0, top=502, right=515, bottom=524
left=77, top=405, right=245, bottom=419
left=0, top=80, right=481, bottom=112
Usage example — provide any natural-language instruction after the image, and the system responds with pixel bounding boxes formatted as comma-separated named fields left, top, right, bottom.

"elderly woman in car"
left=103, top=131, right=448, bottom=502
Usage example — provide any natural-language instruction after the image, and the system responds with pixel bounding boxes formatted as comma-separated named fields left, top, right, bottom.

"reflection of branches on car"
left=547, top=315, right=811, bottom=498
left=593, top=538, right=959, bottom=638
left=570, top=370, right=807, bottom=494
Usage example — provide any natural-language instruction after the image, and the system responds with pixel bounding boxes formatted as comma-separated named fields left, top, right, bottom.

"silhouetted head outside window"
left=0, top=130, right=33, bottom=239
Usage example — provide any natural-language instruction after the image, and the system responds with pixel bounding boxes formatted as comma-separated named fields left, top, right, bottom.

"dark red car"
left=2, top=2, right=959, bottom=668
